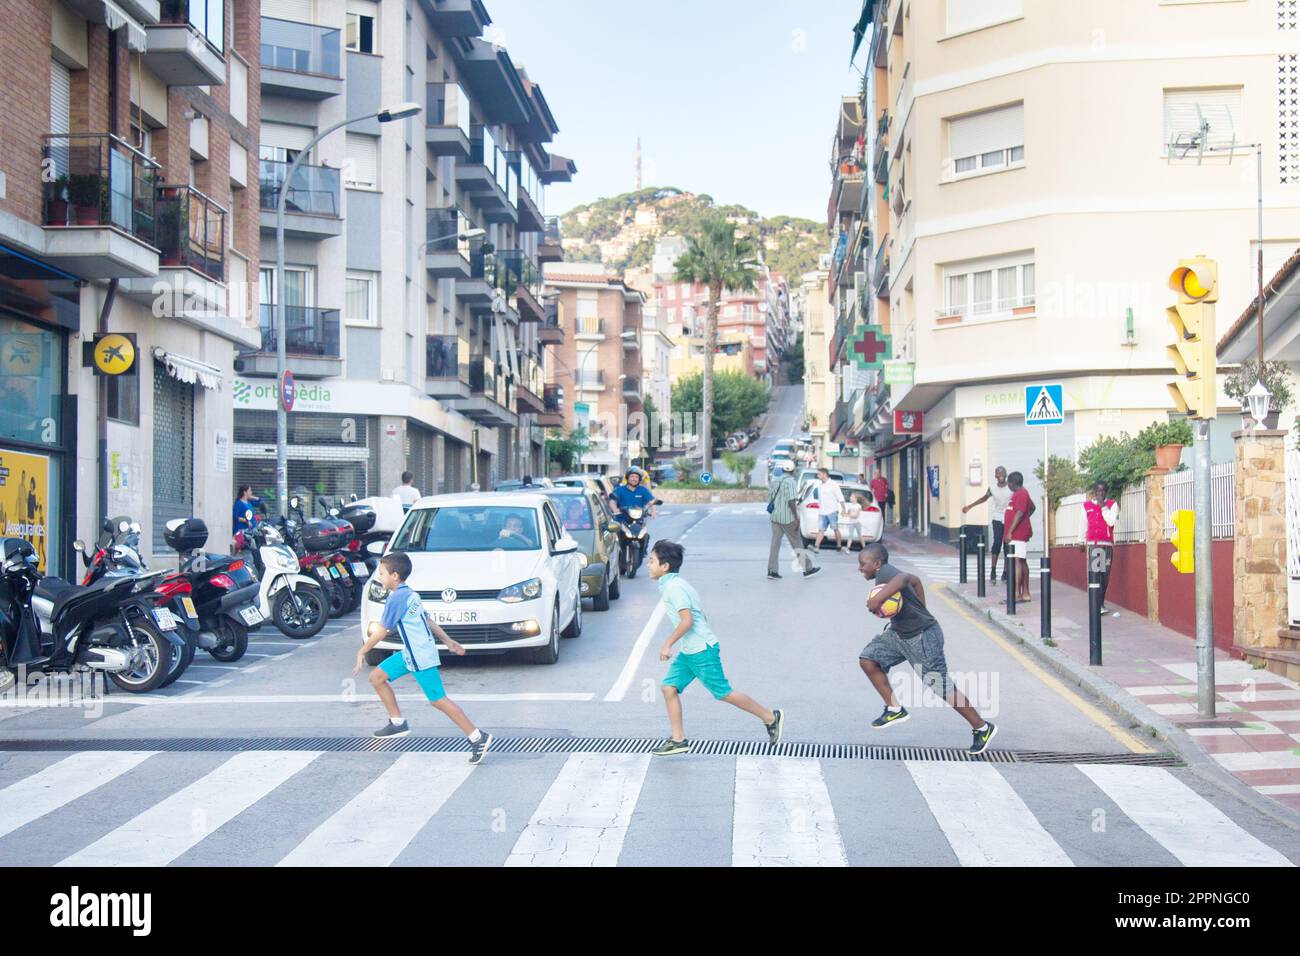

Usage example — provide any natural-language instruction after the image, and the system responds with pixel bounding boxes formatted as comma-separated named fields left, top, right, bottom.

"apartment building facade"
left=658, top=274, right=787, bottom=385
left=233, top=0, right=573, bottom=504
left=543, top=262, right=645, bottom=473
left=0, top=0, right=260, bottom=573
left=842, top=0, right=1300, bottom=553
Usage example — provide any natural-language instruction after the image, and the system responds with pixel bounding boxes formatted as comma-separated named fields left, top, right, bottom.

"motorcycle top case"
left=300, top=518, right=353, bottom=552
left=339, top=504, right=376, bottom=535
left=163, top=517, right=209, bottom=553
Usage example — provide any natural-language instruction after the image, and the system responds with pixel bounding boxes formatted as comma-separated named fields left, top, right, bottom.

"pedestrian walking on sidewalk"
left=1080, top=481, right=1118, bottom=614
left=766, top=459, right=819, bottom=579
left=857, top=543, right=998, bottom=754
left=392, top=471, right=421, bottom=511
left=961, top=465, right=1010, bottom=583
left=871, top=470, right=892, bottom=527
left=649, top=540, right=785, bottom=756
left=810, top=467, right=846, bottom=553
left=354, top=552, right=493, bottom=764
left=1003, top=471, right=1035, bottom=603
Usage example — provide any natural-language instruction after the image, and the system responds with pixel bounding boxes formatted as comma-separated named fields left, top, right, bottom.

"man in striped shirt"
left=767, top=460, right=820, bottom=580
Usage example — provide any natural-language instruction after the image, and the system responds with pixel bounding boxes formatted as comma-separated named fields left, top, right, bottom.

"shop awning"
left=154, top=347, right=222, bottom=391
left=871, top=434, right=920, bottom=460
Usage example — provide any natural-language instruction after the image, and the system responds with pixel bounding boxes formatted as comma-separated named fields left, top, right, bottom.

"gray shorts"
left=859, top=623, right=953, bottom=698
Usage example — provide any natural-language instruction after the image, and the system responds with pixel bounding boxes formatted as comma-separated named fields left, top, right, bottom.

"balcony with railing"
left=873, top=238, right=890, bottom=297
left=236, top=303, right=342, bottom=379
left=539, top=383, right=565, bottom=426
left=516, top=353, right=547, bottom=413
left=456, top=128, right=517, bottom=223
left=509, top=150, right=546, bottom=232
left=426, top=334, right=471, bottom=399
left=154, top=184, right=225, bottom=281
left=147, top=0, right=226, bottom=86
left=41, top=132, right=160, bottom=278
left=539, top=300, right=564, bottom=344
left=425, top=82, right=472, bottom=157
left=621, top=375, right=642, bottom=400
left=575, top=316, right=605, bottom=340
left=831, top=400, right=851, bottom=441
left=834, top=153, right=865, bottom=214
left=575, top=370, right=605, bottom=393
left=259, top=158, right=341, bottom=238
left=424, top=207, right=477, bottom=279
left=260, top=16, right=342, bottom=98
left=539, top=215, right=563, bottom=263
left=497, top=249, right=545, bottom=321
left=456, top=353, right=515, bottom=427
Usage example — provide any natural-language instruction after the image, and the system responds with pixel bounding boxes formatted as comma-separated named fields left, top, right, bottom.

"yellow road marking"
left=931, top=585, right=1154, bottom=754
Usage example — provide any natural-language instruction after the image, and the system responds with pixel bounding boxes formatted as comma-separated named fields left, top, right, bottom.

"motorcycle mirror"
left=350, top=494, right=358, bottom=502
left=73, top=539, right=85, bottom=553
left=130, top=521, right=141, bottom=534
left=654, top=499, right=664, bottom=506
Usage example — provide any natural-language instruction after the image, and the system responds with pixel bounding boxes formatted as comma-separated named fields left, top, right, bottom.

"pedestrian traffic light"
left=1166, top=257, right=1218, bottom=419
left=1170, top=509, right=1195, bottom=574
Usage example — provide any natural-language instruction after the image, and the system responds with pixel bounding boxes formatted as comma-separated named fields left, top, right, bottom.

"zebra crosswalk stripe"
left=56, top=751, right=321, bottom=868
left=733, top=756, right=847, bottom=867
left=278, top=754, right=475, bottom=867
left=506, top=753, right=650, bottom=867
left=906, top=761, right=1074, bottom=866
left=1078, top=764, right=1294, bottom=867
left=0, top=751, right=156, bottom=841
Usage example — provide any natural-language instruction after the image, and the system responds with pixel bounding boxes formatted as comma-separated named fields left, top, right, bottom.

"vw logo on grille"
left=440, top=588, right=457, bottom=604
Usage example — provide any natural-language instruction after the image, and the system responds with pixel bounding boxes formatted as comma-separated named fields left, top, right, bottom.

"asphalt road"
left=1, top=504, right=1298, bottom=866
left=712, top=383, right=803, bottom=487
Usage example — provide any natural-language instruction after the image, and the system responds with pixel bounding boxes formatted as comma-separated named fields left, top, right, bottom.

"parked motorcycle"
left=1, top=537, right=178, bottom=693
left=232, top=507, right=328, bottom=640
left=163, top=517, right=261, bottom=662
left=615, top=498, right=664, bottom=578
left=282, top=497, right=356, bottom=619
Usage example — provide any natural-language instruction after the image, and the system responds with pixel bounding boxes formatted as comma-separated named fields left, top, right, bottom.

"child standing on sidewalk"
left=354, top=552, right=493, bottom=763
left=647, top=540, right=785, bottom=756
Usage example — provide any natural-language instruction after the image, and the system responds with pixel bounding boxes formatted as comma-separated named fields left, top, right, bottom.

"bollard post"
left=1039, top=555, right=1051, bottom=642
left=1005, top=544, right=1017, bottom=615
left=958, top=530, right=968, bottom=584
left=976, top=540, right=986, bottom=598
left=1088, top=546, right=1103, bottom=665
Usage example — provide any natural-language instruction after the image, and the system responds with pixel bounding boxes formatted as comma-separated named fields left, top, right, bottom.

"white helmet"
left=780, top=459, right=795, bottom=473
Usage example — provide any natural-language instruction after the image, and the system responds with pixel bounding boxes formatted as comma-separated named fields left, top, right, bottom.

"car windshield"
left=547, top=495, right=594, bottom=531
left=392, top=506, right=541, bottom=552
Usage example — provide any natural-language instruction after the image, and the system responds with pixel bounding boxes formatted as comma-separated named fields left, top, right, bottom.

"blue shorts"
left=819, top=514, right=837, bottom=531
left=662, top=643, right=733, bottom=699
left=379, top=652, right=446, bottom=702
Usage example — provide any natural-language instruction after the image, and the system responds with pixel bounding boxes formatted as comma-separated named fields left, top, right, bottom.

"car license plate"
left=329, top=565, right=342, bottom=578
left=315, top=568, right=331, bottom=580
left=431, top=610, right=477, bottom=625
left=153, top=607, right=178, bottom=631
left=351, top=562, right=368, bottom=576
left=181, top=596, right=198, bottom=620
left=239, top=606, right=263, bottom=626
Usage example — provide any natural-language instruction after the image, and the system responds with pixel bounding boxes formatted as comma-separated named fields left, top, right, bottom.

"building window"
left=346, top=272, right=378, bottom=326
left=947, top=102, right=1024, bottom=178
left=106, top=372, right=139, bottom=425
left=1163, top=87, right=1243, bottom=157
left=346, top=2, right=378, bottom=54
left=941, top=254, right=1035, bottom=323
left=344, top=133, right=378, bottom=189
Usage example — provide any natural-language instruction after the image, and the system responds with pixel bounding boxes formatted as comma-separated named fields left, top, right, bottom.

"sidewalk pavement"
left=884, top=526, right=1300, bottom=825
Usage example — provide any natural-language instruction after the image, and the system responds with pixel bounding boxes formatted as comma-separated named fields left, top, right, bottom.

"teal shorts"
left=662, top=643, right=733, bottom=699
left=379, top=652, right=446, bottom=703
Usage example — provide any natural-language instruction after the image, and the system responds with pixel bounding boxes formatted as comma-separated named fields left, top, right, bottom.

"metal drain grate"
left=0, top=736, right=1183, bottom=766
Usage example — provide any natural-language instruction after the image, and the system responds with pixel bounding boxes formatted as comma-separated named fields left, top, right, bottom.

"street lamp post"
left=274, top=102, right=421, bottom=513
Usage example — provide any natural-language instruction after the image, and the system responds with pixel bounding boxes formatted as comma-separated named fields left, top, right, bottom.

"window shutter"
left=50, top=60, right=71, bottom=135
left=345, top=133, right=378, bottom=189
left=264, top=0, right=315, bottom=21
left=261, top=122, right=313, bottom=152
left=946, top=0, right=1022, bottom=35
left=948, top=103, right=1024, bottom=161
left=1163, top=88, right=1243, bottom=151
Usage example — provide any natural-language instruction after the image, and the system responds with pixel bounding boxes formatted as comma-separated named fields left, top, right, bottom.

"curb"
left=947, top=585, right=1300, bottom=834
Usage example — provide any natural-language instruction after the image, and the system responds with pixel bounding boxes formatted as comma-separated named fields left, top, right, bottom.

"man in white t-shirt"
left=392, top=471, right=421, bottom=510
left=961, top=465, right=1011, bottom=583
left=809, top=468, right=846, bottom=553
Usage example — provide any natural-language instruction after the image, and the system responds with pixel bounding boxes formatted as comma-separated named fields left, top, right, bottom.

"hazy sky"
left=485, top=0, right=865, bottom=221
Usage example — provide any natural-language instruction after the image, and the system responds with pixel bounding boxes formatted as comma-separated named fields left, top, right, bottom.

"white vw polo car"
left=360, top=493, right=585, bottom=665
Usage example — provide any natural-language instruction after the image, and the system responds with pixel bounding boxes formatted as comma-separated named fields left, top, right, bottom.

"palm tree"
left=674, top=216, right=758, bottom=476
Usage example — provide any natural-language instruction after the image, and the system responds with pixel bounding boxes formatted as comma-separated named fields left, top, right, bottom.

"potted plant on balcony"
left=68, top=172, right=104, bottom=225
left=1225, top=358, right=1293, bottom=430
left=156, top=198, right=186, bottom=267
left=46, top=175, right=70, bottom=225
left=1137, top=418, right=1194, bottom=471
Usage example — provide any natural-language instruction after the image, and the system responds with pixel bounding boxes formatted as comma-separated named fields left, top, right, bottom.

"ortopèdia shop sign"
left=232, top=376, right=335, bottom=413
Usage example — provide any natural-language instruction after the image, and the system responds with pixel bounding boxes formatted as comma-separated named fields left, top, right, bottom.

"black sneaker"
left=802, top=566, right=821, bottom=578
left=373, top=719, right=410, bottom=738
left=767, top=571, right=782, bottom=579
left=871, top=706, right=910, bottom=729
left=970, top=722, right=998, bottom=755
left=766, top=708, right=785, bottom=746
left=652, top=738, right=691, bottom=756
left=468, top=730, right=493, bottom=765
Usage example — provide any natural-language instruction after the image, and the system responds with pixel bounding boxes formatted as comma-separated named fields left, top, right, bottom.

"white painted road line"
left=278, top=753, right=474, bottom=867
left=603, top=603, right=666, bottom=702
left=0, top=691, right=598, bottom=708
left=732, top=756, right=847, bottom=867
left=1078, top=765, right=1295, bottom=867
left=0, top=751, right=156, bottom=840
left=907, top=761, right=1073, bottom=866
left=506, top=753, right=650, bottom=866
left=57, top=751, right=321, bottom=867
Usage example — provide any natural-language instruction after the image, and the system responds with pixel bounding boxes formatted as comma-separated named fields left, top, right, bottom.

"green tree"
left=1077, top=432, right=1153, bottom=494
left=674, top=216, right=760, bottom=474
left=1034, top=455, right=1087, bottom=508
left=722, top=451, right=758, bottom=487
left=783, top=338, right=805, bottom=385
left=671, top=370, right=771, bottom=439
left=544, top=426, right=588, bottom=474
left=641, top=395, right=660, bottom=456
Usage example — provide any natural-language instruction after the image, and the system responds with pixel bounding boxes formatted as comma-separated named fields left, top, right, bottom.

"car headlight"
left=498, top=577, right=542, bottom=603
left=367, top=580, right=388, bottom=603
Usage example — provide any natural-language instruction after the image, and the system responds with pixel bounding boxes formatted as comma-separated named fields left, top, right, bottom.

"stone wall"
left=1233, top=430, right=1288, bottom=655
left=1144, top=468, right=1167, bottom=622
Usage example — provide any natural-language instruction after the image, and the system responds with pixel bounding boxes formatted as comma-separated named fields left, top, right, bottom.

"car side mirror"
left=552, top=537, right=579, bottom=555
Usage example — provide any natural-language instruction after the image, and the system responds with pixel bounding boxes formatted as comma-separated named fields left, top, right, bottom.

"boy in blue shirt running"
left=647, top=539, right=785, bottom=756
left=354, top=552, right=492, bottom=763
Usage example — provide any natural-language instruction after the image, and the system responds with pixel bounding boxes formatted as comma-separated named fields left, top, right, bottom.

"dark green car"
left=540, top=487, right=621, bottom=610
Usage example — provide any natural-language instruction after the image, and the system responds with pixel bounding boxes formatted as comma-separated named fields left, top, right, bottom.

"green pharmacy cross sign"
left=850, top=325, right=892, bottom=370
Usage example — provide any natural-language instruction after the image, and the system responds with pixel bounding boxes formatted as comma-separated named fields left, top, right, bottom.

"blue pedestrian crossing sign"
left=1025, top=384, right=1064, bottom=426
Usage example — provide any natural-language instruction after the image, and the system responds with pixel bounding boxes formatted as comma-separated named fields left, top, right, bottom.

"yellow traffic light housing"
left=1170, top=509, right=1195, bottom=574
left=1169, top=257, right=1218, bottom=304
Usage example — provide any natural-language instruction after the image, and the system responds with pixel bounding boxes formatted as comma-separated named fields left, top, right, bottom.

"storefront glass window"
left=0, top=316, right=63, bottom=447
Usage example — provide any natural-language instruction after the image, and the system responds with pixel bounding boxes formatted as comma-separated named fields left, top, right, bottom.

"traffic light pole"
left=1194, top=419, right=1215, bottom=718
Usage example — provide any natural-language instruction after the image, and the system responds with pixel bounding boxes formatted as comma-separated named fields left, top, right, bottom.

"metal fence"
left=1053, top=493, right=1086, bottom=546
left=1164, top=463, right=1235, bottom=539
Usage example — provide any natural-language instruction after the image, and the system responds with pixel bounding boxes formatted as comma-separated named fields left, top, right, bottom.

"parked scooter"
left=282, top=496, right=356, bottom=619
left=614, top=498, right=664, bottom=578
left=338, top=495, right=403, bottom=574
left=0, top=537, right=178, bottom=693
left=232, top=506, right=328, bottom=639
left=163, top=517, right=261, bottom=662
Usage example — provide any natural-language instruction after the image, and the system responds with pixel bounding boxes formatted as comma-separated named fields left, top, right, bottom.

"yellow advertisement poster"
left=0, top=448, right=50, bottom=571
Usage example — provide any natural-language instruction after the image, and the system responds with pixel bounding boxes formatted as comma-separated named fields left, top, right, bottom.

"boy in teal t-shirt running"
left=647, top=539, right=785, bottom=756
